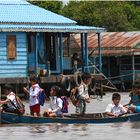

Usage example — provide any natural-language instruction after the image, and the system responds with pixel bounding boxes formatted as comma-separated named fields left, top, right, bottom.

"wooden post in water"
left=132, top=55, right=135, bottom=85
left=97, top=32, right=102, bottom=72
left=59, top=33, right=63, bottom=73
left=81, top=33, right=84, bottom=72
left=85, top=33, right=89, bottom=73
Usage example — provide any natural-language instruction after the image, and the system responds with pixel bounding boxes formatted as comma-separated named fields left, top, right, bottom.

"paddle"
left=118, top=112, right=129, bottom=117
left=123, top=99, right=140, bottom=107
left=123, top=103, right=132, bottom=107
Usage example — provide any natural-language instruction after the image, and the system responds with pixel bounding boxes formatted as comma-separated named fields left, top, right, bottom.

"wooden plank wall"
left=0, top=32, right=27, bottom=78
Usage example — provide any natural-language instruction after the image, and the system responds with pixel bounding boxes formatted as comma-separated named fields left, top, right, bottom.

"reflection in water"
left=29, top=125, right=46, bottom=133
left=110, top=122, right=125, bottom=128
left=28, top=123, right=69, bottom=134
left=47, top=123, right=68, bottom=133
left=130, top=122, right=140, bottom=129
left=28, top=123, right=89, bottom=138
left=72, top=124, right=88, bottom=131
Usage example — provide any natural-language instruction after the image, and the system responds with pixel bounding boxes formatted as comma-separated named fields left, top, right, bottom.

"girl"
left=0, top=84, right=24, bottom=115
left=23, top=76, right=40, bottom=116
left=43, top=86, right=63, bottom=117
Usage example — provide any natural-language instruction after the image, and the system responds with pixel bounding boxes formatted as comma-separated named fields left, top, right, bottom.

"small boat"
left=1, top=112, right=140, bottom=124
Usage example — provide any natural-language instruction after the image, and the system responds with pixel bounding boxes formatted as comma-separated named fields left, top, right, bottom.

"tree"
left=29, top=1, right=140, bottom=31
left=62, top=1, right=140, bottom=31
left=29, top=1, right=63, bottom=14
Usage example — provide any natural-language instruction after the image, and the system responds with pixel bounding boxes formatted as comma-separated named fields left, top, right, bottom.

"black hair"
left=3, top=84, right=13, bottom=91
left=112, top=93, right=121, bottom=100
left=29, top=75, right=38, bottom=83
left=51, top=85, right=62, bottom=97
left=81, top=72, right=91, bottom=81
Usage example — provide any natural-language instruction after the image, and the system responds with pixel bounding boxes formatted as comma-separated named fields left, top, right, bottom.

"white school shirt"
left=105, top=103, right=127, bottom=115
left=7, top=92, right=17, bottom=109
left=78, top=82, right=89, bottom=99
left=29, top=84, right=40, bottom=106
left=49, top=96, right=63, bottom=114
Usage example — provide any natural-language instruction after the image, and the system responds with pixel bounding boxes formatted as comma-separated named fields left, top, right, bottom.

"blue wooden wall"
left=0, top=32, right=27, bottom=78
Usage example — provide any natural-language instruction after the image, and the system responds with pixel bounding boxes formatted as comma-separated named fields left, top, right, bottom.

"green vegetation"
left=30, top=1, right=140, bottom=31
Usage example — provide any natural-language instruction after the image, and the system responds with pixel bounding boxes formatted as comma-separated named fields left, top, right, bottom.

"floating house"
left=0, top=0, right=105, bottom=93
left=71, top=32, right=140, bottom=90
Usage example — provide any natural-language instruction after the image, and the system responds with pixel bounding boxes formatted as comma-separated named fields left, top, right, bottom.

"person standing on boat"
left=0, top=84, right=24, bottom=114
left=75, top=72, right=91, bottom=115
left=43, top=86, right=63, bottom=117
left=105, top=93, right=127, bottom=117
left=23, top=76, right=40, bottom=116
left=127, top=83, right=140, bottom=113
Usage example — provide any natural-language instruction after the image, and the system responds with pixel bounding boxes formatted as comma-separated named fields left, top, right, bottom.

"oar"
left=118, top=112, right=128, bottom=117
left=123, top=103, right=132, bottom=107
left=123, top=100, right=140, bottom=107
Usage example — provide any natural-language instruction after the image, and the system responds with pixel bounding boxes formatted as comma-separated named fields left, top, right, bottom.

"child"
left=75, top=72, right=91, bottom=115
left=43, top=86, right=63, bottom=117
left=127, top=83, right=140, bottom=113
left=105, top=93, right=127, bottom=117
left=23, top=76, right=40, bottom=116
left=0, top=84, right=24, bottom=114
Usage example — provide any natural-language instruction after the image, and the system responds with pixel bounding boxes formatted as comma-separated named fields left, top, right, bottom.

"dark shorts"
left=30, top=104, right=40, bottom=113
left=2, top=104, right=18, bottom=114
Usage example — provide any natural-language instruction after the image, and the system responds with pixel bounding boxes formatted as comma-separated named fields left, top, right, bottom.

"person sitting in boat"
left=126, top=83, right=140, bottom=113
left=75, top=72, right=91, bottom=116
left=105, top=93, right=128, bottom=117
left=0, top=84, right=25, bottom=115
left=43, top=86, right=64, bottom=117
left=23, top=75, right=41, bottom=117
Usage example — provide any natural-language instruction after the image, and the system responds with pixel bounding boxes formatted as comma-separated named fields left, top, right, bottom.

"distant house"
left=0, top=0, right=104, bottom=87
left=71, top=32, right=140, bottom=89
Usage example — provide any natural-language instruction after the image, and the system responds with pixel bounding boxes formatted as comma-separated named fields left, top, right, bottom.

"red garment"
left=30, top=104, right=40, bottom=113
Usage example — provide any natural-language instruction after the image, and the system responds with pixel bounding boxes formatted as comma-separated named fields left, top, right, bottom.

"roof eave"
left=0, top=28, right=105, bottom=33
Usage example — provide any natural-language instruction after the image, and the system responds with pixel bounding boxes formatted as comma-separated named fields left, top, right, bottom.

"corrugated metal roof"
left=0, top=0, right=76, bottom=24
left=0, top=0, right=28, bottom=5
left=0, top=0, right=105, bottom=33
left=71, top=32, right=140, bottom=56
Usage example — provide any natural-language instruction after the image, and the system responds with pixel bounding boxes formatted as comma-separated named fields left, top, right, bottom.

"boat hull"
left=1, top=112, right=140, bottom=124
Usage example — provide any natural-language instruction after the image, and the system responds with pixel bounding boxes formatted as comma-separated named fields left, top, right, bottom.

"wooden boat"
left=1, top=112, right=140, bottom=124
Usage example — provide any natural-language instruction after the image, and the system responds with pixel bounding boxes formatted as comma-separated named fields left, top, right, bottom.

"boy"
left=75, top=72, right=91, bottom=115
left=105, top=93, right=127, bottom=117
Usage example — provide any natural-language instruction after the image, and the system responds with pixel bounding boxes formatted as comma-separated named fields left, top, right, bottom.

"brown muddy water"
left=0, top=92, right=140, bottom=140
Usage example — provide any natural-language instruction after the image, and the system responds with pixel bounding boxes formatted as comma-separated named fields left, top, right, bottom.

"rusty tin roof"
left=71, top=32, right=140, bottom=56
